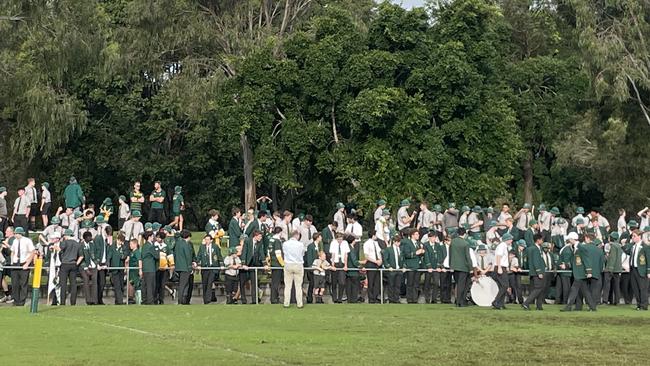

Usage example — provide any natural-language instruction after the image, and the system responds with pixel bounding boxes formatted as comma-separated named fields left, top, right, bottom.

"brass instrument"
left=100, top=205, right=112, bottom=222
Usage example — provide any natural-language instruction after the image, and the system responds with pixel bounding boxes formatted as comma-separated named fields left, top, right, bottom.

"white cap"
left=566, top=232, right=579, bottom=241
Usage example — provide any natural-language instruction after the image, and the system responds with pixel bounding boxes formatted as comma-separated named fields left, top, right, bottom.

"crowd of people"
left=0, top=177, right=649, bottom=311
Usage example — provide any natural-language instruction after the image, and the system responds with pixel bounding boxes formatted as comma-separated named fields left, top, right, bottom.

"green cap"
left=0, top=187, right=6, bottom=193
left=433, top=204, right=442, bottom=212
left=64, top=229, right=74, bottom=236
left=51, top=216, right=60, bottom=224
left=95, top=215, right=105, bottom=224
left=164, top=225, right=173, bottom=233
left=336, top=202, right=345, bottom=209
left=298, top=213, right=305, bottom=220
left=382, top=209, right=390, bottom=216
left=576, top=207, right=585, bottom=214
left=131, top=210, right=142, bottom=218
left=592, top=239, right=602, bottom=246
left=550, top=207, right=560, bottom=215
left=448, top=203, right=456, bottom=208
left=628, top=220, right=639, bottom=228
left=538, top=204, right=546, bottom=211
left=81, top=220, right=94, bottom=229
left=400, top=199, right=410, bottom=207
left=486, top=207, right=494, bottom=214
left=14, top=227, right=25, bottom=235
left=42, top=182, right=50, bottom=189
left=542, top=242, right=552, bottom=249
left=462, top=223, right=471, bottom=230
left=229, top=247, right=238, bottom=255
left=556, top=218, right=566, bottom=225
left=477, top=244, right=487, bottom=251
left=523, top=203, right=532, bottom=209
left=585, top=227, right=595, bottom=234
left=103, top=197, right=112, bottom=205
left=119, top=195, right=126, bottom=201
left=144, top=222, right=153, bottom=230
left=377, top=199, right=386, bottom=206
left=502, top=233, right=513, bottom=241
left=610, top=232, right=620, bottom=240
left=461, top=205, right=470, bottom=212
left=517, top=239, right=527, bottom=247
left=529, top=219, right=537, bottom=225
left=0, top=232, right=3, bottom=240
left=472, top=205, right=482, bottom=213
left=174, top=186, right=182, bottom=193
left=488, top=220, right=497, bottom=227
left=74, top=211, right=83, bottom=218
left=643, top=226, right=650, bottom=233
left=446, top=227, right=457, bottom=235
left=152, top=222, right=162, bottom=231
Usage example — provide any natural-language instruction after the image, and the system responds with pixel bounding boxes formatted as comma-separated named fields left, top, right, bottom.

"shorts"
left=314, top=275, right=326, bottom=288
left=29, top=203, right=39, bottom=217
left=41, top=203, right=51, bottom=216
left=172, top=211, right=182, bottom=218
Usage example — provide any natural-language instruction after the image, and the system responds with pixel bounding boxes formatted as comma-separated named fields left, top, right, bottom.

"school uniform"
left=602, top=241, right=622, bottom=305
left=382, top=245, right=404, bottom=303
left=522, top=244, right=546, bottom=310
left=439, top=243, right=452, bottom=303
left=557, top=245, right=574, bottom=304
left=492, top=241, right=510, bottom=308
left=228, top=217, right=242, bottom=248
left=10, top=237, right=35, bottom=306
left=402, top=238, right=423, bottom=303
left=449, top=236, right=472, bottom=306
left=80, top=239, right=98, bottom=305
left=240, top=237, right=264, bottom=304
left=174, top=238, right=195, bottom=305
left=141, top=240, right=160, bottom=305
left=304, top=241, right=318, bottom=303
left=13, top=196, right=30, bottom=234
left=423, top=241, right=441, bottom=303
left=148, top=189, right=166, bottom=223
left=107, top=242, right=126, bottom=304
left=329, top=239, right=350, bottom=303
left=92, top=234, right=110, bottom=304
left=563, top=243, right=596, bottom=311
left=268, top=235, right=284, bottom=304
left=623, top=241, right=650, bottom=310
left=224, top=255, right=241, bottom=303
left=59, top=239, right=82, bottom=305
left=363, top=238, right=383, bottom=303
left=583, top=243, right=604, bottom=305
left=196, top=243, right=222, bottom=304
left=345, top=249, right=361, bottom=303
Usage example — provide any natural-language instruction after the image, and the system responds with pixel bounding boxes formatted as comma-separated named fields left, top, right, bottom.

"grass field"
left=3, top=304, right=649, bottom=365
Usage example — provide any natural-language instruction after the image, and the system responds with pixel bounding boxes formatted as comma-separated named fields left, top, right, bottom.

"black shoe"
left=588, top=308, right=597, bottom=312
left=521, top=304, right=530, bottom=311
left=492, top=305, right=501, bottom=310
left=560, top=307, right=572, bottom=312
left=501, top=305, right=507, bottom=310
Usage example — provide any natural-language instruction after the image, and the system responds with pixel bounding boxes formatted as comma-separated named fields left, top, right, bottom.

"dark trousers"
left=365, top=263, right=381, bottom=303
left=440, top=271, right=452, bottom=303
left=177, top=271, right=191, bottom=304
left=387, top=271, right=402, bottom=303
left=631, top=269, right=649, bottom=309
left=423, top=271, right=441, bottom=303
left=11, top=268, right=29, bottom=306
left=184, top=273, right=194, bottom=304
left=406, top=270, right=420, bottom=303
left=601, top=272, right=621, bottom=305
left=13, top=214, right=28, bottom=235
left=148, top=208, right=165, bottom=224
left=306, top=271, right=315, bottom=303
left=492, top=269, right=508, bottom=308
left=523, top=276, right=547, bottom=309
left=621, top=272, right=633, bottom=304
left=346, top=276, right=359, bottom=303
left=557, top=276, right=571, bottom=304
left=225, top=274, right=238, bottom=303
left=589, top=277, right=602, bottom=304
left=453, top=271, right=469, bottom=306
left=59, top=263, right=78, bottom=305
left=201, top=269, right=216, bottom=304
left=239, top=269, right=259, bottom=304
left=510, top=273, right=524, bottom=303
left=81, top=268, right=98, bottom=305
left=270, top=269, right=283, bottom=304
left=142, top=272, right=156, bottom=305
left=111, top=271, right=124, bottom=305
left=0, top=216, right=8, bottom=235
left=565, top=278, right=596, bottom=310
left=332, top=265, right=346, bottom=302
left=96, top=269, right=107, bottom=304
left=155, top=270, right=166, bottom=304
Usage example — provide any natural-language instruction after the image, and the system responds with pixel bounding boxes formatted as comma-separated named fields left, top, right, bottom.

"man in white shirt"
left=282, top=230, right=306, bottom=308
left=298, top=215, right=317, bottom=248
left=375, top=209, right=391, bottom=247
left=40, top=182, right=52, bottom=228
left=329, top=233, right=350, bottom=303
left=10, top=227, right=36, bottom=306
left=344, top=214, right=363, bottom=244
left=514, top=203, right=533, bottom=237
left=331, top=203, right=344, bottom=234
left=626, top=230, right=650, bottom=310
left=373, top=199, right=386, bottom=223
left=492, top=233, right=512, bottom=310
left=397, top=199, right=414, bottom=233
left=571, top=207, right=586, bottom=228
left=121, top=210, right=144, bottom=252
left=417, top=201, right=434, bottom=236
left=278, top=211, right=293, bottom=241
left=537, top=204, right=552, bottom=242
left=497, top=204, right=512, bottom=225
left=363, top=230, right=383, bottom=303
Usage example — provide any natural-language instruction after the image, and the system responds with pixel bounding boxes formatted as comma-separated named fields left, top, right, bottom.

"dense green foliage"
left=1, top=0, right=648, bottom=227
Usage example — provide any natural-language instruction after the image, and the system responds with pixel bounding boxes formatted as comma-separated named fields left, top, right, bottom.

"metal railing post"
left=380, top=268, right=384, bottom=304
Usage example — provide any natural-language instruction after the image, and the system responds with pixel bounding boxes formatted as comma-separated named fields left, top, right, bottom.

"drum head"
left=470, top=276, right=499, bottom=307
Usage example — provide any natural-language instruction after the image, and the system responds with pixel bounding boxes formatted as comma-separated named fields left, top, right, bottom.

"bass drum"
left=470, top=276, right=499, bottom=307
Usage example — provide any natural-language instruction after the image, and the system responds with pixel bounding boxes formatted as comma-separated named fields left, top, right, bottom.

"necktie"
left=17, top=196, right=23, bottom=215
left=338, top=243, right=342, bottom=264
left=16, top=239, right=21, bottom=264
left=33, top=187, right=37, bottom=203
left=374, top=241, right=379, bottom=262
left=208, top=245, right=212, bottom=266
left=481, top=256, right=485, bottom=269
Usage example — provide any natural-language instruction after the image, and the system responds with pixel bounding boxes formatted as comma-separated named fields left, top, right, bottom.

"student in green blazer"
left=584, top=237, right=605, bottom=305
left=562, top=234, right=597, bottom=312
left=449, top=227, right=473, bottom=307
left=228, top=208, right=242, bottom=249
left=602, top=232, right=623, bottom=305
left=268, top=227, right=284, bottom=304
left=107, top=233, right=127, bottom=305
left=304, top=233, right=320, bottom=304
left=401, top=228, right=424, bottom=304
left=240, top=230, right=265, bottom=304
left=346, top=241, right=361, bottom=303
left=522, top=234, right=546, bottom=310
left=174, top=230, right=195, bottom=305
left=622, top=229, right=650, bottom=310
left=557, top=233, right=575, bottom=305
left=140, top=231, right=161, bottom=305
left=423, top=229, right=441, bottom=303
left=382, top=235, right=405, bottom=304
left=196, top=234, right=223, bottom=304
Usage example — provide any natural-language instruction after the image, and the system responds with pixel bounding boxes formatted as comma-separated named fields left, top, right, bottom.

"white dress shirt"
left=11, top=237, right=35, bottom=264
left=329, top=240, right=350, bottom=264
left=282, top=239, right=305, bottom=264
left=363, top=239, right=382, bottom=263
left=495, top=242, right=509, bottom=267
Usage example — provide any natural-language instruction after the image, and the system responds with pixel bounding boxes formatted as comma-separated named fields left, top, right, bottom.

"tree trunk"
left=522, top=150, right=534, bottom=204
left=241, top=134, right=256, bottom=210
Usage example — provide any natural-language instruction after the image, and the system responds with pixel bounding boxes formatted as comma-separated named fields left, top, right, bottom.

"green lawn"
left=2, top=304, right=649, bottom=365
